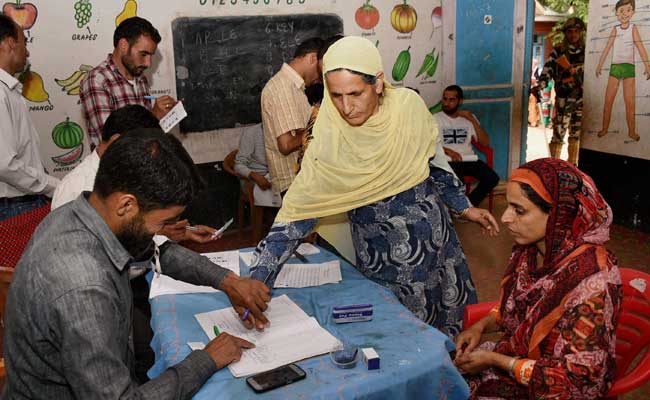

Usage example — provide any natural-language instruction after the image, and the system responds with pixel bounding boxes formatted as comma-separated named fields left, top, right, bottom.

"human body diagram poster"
left=583, top=0, right=650, bottom=160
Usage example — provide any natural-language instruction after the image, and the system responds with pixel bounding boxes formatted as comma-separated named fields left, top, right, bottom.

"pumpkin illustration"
left=355, top=0, right=380, bottom=30
left=391, top=0, right=417, bottom=34
left=52, top=117, right=84, bottom=149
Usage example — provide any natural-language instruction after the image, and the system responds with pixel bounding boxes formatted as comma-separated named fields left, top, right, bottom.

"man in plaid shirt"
left=80, top=17, right=176, bottom=149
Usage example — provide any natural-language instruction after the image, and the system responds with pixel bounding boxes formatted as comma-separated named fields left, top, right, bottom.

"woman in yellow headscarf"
left=250, top=36, right=498, bottom=336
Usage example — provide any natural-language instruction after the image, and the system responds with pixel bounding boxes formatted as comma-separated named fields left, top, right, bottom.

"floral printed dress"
left=250, top=161, right=476, bottom=337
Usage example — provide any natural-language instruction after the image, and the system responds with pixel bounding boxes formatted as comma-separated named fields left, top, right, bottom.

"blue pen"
left=143, top=95, right=156, bottom=100
left=241, top=270, right=273, bottom=321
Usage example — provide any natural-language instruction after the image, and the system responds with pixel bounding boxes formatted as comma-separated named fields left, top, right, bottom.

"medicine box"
left=332, top=304, right=373, bottom=324
left=361, top=347, right=380, bottom=370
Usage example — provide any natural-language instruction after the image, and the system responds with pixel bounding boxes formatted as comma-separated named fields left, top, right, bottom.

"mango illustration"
left=115, top=0, right=137, bottom=27
left=21, top=68, right=49, bottom=103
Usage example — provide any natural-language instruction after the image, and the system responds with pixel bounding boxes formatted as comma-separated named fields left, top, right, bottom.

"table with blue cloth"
left=148, top=246, right=469, bottom=399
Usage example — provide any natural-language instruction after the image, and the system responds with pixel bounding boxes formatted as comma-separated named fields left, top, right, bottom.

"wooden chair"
left=463, top=267, right=650, bottom=399
left=223, top=150, right=265, bottom=243
left=463, top=138, right=495, bottom=212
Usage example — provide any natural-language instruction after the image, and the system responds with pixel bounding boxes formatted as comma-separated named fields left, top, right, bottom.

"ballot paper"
left=149, top=250, right=240, bottom=299
left=444, top=154, right=479, bottom=163
left=273, top=260, right=341, bottom=288
left=195, top=294, right=342, bottom=377
left=159, top=101, right=187, bottom=133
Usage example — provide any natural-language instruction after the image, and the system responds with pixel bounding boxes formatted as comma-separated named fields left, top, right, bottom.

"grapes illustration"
left=73, top=0, right=92, bottom=29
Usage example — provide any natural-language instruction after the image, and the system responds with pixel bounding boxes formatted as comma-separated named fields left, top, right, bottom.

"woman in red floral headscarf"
left=454, top=158, right=622, bottom=399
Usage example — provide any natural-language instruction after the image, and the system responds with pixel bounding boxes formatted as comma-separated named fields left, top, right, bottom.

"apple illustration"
left=2, top=1, right=38, bottom=30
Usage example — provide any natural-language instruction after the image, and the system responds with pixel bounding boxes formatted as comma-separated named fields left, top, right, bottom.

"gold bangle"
left=508, top=357, right=519, bottom=377
left=460, top=208, right=470, bottom=219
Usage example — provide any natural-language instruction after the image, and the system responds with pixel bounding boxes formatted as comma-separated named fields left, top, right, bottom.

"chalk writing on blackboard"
left=172, top=14, right=343, bottom=132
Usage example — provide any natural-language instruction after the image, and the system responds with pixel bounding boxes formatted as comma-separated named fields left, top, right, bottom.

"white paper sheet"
left=149, top=250, right=240, bottom=299
left=253, top=174, right=282, bottom=207
left=294, top=243, right=320, bottom=256
left=444, top=154, right=479, bottom=162
left=194, top=295, right=341, bottom=377
left=159, top=101, right=187, bottom=133
left=273, top=260, right=341, bottom=289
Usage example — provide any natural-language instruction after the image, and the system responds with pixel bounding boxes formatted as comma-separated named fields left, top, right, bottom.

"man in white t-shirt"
left=434, top=85, right=499, bottom=206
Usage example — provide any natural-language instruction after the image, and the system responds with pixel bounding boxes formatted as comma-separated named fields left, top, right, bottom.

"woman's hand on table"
left=462, top=207, right=500, bottom=236
left=220, top=272, right=271, bottom=330
left=204, top=332, right=255, bottom=369
left=454, top=325, right=483, bottom=359
left=454, top=349, right=498, bottom=374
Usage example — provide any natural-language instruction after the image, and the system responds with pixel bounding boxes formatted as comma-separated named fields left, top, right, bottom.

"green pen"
left=213, top=325, right=221, bottom=337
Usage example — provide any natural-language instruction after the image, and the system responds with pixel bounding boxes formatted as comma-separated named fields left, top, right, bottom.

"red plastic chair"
left=462, top=268, right=650, bottom=398
left=463, top=138, right=495, bottom=212
left=0, top=203, right=51, bottom=268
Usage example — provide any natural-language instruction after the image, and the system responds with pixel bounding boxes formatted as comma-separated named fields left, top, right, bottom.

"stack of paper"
left=273, top=260, right=341, bottom=288
left=149, top=250, right=240, bottom=299
left=195, top=294, right=342, bottom=377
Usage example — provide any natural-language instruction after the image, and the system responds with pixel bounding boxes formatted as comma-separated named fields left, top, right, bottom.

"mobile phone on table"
left=246, top=363, right=306, bottom=393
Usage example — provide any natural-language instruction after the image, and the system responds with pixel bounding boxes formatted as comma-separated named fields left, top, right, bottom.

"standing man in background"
left=0, top=14, right=59, bottom=221
left=80, top=16, right=176, bottom=149
left=538, top=17, right=586, bottom=165
left=261, top=37, right=323, bottom=195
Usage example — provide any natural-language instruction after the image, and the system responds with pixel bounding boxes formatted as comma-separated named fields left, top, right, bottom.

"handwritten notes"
left=195, top=294, right=341, bottom=377
left=159, top=101, right=187, bottom=133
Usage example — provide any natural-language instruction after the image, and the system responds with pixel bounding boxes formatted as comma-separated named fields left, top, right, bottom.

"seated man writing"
left=3, top=130, right=271, bottom=399
left=435, top=85, right=499, bottom=207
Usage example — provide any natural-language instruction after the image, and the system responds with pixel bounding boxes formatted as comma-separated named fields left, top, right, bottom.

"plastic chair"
left=0, top=202, right=51, bottom=269
left=463, top=138, right=495, bottom=212
left=462, top=268, right=650, bottom=398
left=222, top=150, right=265, bottom=243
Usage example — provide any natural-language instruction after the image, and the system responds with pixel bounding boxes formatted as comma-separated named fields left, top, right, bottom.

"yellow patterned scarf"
left=276, top=36, right=438, bottom=223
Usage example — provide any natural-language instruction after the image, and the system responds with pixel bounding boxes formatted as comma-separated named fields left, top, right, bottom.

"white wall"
left=12, top=0, right=445, bottom=177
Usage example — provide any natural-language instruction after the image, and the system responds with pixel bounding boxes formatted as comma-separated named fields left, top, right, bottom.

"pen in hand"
left=241, top=270, right=273, bottom=322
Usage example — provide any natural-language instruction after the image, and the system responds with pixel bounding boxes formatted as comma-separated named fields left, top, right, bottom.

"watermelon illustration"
left=51, top=144, right=83, bottom=166
left=52, top=117, right=84, bottom=149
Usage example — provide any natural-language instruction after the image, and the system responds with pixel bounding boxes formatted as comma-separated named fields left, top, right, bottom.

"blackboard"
left=172, top=14, right=343, bottom=133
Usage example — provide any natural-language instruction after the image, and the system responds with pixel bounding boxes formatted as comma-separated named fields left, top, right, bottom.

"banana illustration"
left=66, top=86, right=81, bottom=96
left=55, top=70, right=84, bottom=87
left=55, top=65, right=93, bottom=96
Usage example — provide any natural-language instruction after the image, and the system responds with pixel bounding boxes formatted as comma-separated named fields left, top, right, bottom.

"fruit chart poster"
left=4, top=0, right=444, bottom=174
left=583, top=0, right=650, bottom=160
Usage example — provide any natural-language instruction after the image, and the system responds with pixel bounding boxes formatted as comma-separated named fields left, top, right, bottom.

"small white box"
left=361, top=347, right=380, bottom=370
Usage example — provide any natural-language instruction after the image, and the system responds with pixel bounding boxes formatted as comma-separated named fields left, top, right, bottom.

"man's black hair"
left=113, top=16, right=161, bottom=48
left=94, top=129, right=204, bottom=211
left=101, top=104, right=160, bottom=142
left=317, top=34, right=344, bottom=60
left=0, top=14, right=18, bottom=44
left=444, top=85, right=464, bottom=100
left=294, top=37, right=324, bottom=59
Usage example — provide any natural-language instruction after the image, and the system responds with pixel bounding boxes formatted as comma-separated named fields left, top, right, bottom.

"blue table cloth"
left=148, top=247, right=469, bottom=400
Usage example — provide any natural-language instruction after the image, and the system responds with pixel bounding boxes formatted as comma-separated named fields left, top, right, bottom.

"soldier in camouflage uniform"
left=539, top=17, right=586, bottom=165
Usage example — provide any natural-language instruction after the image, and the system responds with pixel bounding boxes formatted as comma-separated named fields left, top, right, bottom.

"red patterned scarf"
left=496, top=158, right=615, bottom=358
